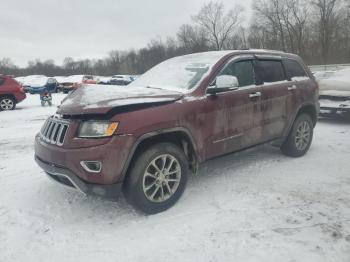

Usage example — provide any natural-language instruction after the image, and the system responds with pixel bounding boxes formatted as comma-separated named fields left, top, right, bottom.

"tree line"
left=1, top=0, right=349, bottom=77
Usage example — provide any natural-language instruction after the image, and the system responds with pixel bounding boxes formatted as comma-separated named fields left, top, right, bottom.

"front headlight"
left=78, top=121, right=119, bottom=138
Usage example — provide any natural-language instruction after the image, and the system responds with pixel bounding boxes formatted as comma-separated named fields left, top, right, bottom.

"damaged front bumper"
left=35, top=155, right=122, bottom=200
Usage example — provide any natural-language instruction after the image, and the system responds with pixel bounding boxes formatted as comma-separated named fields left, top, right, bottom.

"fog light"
left=80, top=161, right=102, bottom=173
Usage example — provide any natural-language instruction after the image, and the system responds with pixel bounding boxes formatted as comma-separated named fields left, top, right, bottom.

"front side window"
left=220, top=60, right=255, bottom=87
left=283, top=59, right=308, bottom=80
left=256, top=60, right=286, bottom=84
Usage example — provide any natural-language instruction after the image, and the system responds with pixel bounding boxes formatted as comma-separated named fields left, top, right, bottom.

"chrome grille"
left=40, top=116, right=69, bottom=146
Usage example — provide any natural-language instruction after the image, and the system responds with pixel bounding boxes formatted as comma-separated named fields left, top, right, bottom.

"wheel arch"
left=0, top=94, right=17, bottom=102
left=121, top=128, right=199, bottom=181
left=274, top=103, right=318, bottom=147
left=296, top=103, right=318, bottom=126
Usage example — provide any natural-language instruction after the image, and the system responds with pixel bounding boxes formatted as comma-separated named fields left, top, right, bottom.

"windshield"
left=129, top=52, right=229, bottom=91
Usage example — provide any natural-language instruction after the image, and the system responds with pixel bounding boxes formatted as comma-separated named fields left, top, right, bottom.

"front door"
left=204, top=57, right=264, bottom=159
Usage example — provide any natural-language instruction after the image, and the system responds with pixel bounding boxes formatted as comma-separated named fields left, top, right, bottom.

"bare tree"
left=311, top=0, right=340, bottom=63
left=193, top=1, right=243, bottom=50
left=253, top=0, right=289, bottom=51
left=3, top=0, right=350, bottom=76
left=177, top=24, right=210, bottom=52
left=281, top=0, right=309, bottom=56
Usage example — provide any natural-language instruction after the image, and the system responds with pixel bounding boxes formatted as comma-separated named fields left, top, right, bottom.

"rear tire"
left=124, top=143, right=188, bottom=214
left=0, top=96, right=16, bottom=111
left=281, top=114, right=314, bottom=157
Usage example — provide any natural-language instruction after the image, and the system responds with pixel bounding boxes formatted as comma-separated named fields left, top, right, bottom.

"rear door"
left=282, top=58, right=312, bottom=120
left=204, top=56, right=264, bottom=158
left=255, top=58, right=291, bottom=141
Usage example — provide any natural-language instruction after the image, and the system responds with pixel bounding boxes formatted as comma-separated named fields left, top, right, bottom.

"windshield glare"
left=129, top=52, right=226, bottom=91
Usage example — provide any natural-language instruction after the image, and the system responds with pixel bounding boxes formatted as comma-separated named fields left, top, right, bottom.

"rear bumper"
left=15, top=92, right=26, bottom=103
left=35, top=155, right=122, bottom=200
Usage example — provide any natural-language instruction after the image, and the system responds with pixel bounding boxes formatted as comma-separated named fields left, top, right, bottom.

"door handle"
left=288, top=85, right=297, bottom=91
left=249, top=92, right=262, bottom=98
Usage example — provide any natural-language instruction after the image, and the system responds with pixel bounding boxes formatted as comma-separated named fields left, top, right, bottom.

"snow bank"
left=16, top=75, right=47, bottom=86
left=63, top=75, right=85, bottom=83
left=27, top=77, right=49, bottom=87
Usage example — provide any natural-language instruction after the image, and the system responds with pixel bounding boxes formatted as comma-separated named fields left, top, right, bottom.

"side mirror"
left=207, top=75, right=239, bottom=95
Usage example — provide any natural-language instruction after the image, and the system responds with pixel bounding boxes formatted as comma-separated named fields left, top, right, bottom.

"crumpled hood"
left=57, top=84, right=184, bottom=115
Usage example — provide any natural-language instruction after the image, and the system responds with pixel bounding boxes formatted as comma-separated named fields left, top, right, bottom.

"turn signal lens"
left=106, top=122, right=119, bottom=136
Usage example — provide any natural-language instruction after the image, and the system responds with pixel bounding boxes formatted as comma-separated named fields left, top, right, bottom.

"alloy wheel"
left=295, top=120, right=311, bottom=151
left=0, top=99, right=14, bottom=110
left=142, top=154, right=182, bottom=203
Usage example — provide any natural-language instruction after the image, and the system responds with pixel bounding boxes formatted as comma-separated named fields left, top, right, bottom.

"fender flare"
left=119, top=127, right=199, bottom=180
left=282, top=102, right=318, bottom=140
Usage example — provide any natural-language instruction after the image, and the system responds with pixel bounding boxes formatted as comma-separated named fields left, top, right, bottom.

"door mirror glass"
left=207, top=75, right=239, bottom=94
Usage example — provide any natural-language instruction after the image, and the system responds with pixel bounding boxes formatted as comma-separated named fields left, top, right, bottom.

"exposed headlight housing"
left=78, top=121, right=119, bottom=138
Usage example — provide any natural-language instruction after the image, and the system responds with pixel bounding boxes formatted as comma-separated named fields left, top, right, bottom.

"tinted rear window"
left=256, top=60, right=286, bottom=83
left=0, top=77, right=5, bottom=85
left=283, top=59, right=308, bottom=79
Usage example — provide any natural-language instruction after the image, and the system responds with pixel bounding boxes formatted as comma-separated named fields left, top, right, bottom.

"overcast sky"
left=1, top=0, right=251, bottom=66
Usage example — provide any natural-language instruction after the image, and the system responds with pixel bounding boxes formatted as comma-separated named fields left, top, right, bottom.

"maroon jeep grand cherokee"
left=35, top=50, right=319, bottom=213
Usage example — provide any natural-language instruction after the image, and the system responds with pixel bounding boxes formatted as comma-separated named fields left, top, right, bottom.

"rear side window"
left=220, top=60, right=255, bottom=87
left=256, top=60, right=286, bottom=84
left=0, top=77, right=5, bottom=85
left=283, top=59, right=308, bottom=80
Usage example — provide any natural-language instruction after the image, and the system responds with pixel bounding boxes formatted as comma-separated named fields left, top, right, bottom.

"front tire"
left=0, top=96, right=16, bottom=111
left=124, top=143, right=188, bottom=214
left=281, top=114, right=314, bottom=157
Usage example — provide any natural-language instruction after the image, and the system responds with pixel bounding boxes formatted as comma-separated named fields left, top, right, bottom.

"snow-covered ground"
left=1, top=94, right=350, bottom=262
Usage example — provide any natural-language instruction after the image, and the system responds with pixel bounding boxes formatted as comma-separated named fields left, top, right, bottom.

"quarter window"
left=283, top=59, right=308, bottom=80
left=220, top=60, right=255, bottom=87
left=256, top=60, right=286, bottom=84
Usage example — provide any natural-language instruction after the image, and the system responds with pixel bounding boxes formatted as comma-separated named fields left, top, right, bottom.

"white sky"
left=0, top=0, right=251, bottom=66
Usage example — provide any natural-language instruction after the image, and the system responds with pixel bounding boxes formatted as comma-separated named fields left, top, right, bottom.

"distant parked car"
left=313, top=71, right=336, bottom=80
left=59, top=75, right=96, bottom=93
left=110, top=75, right=133, bottom=86
left=0, top=75, right=26, bottom=111
left=26, top=77, right=59, bottom=94
left=17, top=75, right=46, bottom=92
left=97, top=76, right=112, bottom=85
left=318, top=68, right=350, bottom=116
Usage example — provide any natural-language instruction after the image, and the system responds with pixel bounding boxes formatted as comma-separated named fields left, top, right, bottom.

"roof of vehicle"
left=199, top=49, right=299, bottom=59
